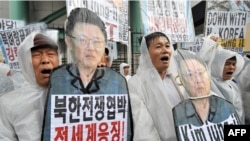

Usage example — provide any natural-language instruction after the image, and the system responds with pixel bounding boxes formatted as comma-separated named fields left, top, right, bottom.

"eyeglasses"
left=67, top=34, right=105, bottom=48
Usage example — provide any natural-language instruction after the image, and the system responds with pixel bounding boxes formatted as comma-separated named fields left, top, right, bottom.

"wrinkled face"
left=181, top=59, right=210, bottom=98
left=222, top=59, right=236, bottom=80
left=67, top=23, right=106, bottom=69
left=123, top=66, right=130, bottom=75
left=31, top=47, right=59, bottom=87
left=148, top=36, right=172, bottom=72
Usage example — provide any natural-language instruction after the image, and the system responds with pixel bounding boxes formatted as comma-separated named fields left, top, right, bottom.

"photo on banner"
left=65, top=0, right=128, bottom=64
left=42, top=7, right=132, bottom=141
left=172, top=48, right=241, bottom=141
left=65, top=0, right=128, bottom=43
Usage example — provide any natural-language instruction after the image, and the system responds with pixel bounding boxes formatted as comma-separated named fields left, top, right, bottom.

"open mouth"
left=41, top=69, right=52, bottom=74
left=226, top=72, right=234, bottom=75
left=161, top=56, right=169, bottom=61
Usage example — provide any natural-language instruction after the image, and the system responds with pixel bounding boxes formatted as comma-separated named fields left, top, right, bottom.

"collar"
left=185, top=95, right=217, bottom=119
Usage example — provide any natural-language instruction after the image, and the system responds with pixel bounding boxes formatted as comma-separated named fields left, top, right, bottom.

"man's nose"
left=229, top=64, right=236, bottom=69
left=41, top=55, right=50, bottom=64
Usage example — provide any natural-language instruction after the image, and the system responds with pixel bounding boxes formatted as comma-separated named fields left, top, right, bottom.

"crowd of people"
left=0, top=7, right=249, bottom=141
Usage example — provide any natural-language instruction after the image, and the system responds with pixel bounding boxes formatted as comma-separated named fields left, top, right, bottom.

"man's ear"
left=65, top=36, right=72, bottom=50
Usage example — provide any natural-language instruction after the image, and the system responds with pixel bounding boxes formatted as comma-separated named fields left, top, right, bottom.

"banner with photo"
left=66, top=0, right=128, bottom=43
left=0, top=23, right=46, bottom=71
left=140, top=0, right=195, bottom=43
left=50, top=94, right=128, bottom=141
left=0, top=18, right=25, bottom=31
left=205, top=0, right=250, bottom=53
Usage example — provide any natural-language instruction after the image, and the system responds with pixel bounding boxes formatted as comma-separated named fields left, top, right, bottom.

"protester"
left=120, top=63, right=132, bottom=81
left=209, top=47, right=245, bottom=123
left=128, top=31, right=186, bottom=140
left=173, top=49, right=241, bottom=140
left=235, top=55, right=250, bottom=124
left=196, top=34, right=245, bottom=123
left=42, top=8, right=133, bottom=141
left=0, top=30, right=60, bottom=141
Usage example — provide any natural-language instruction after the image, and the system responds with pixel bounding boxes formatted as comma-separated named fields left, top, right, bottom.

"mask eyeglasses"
left=182, top=70, right=207, bottom=82
left=67, top=34, right=104, bottom=48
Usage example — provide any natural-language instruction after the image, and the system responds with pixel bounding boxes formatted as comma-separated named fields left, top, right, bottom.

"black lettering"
left=230, top=12, right=247, bottom=26
left=194, top=128, right=206, bottom=141
left=180, top=125, right=189, bottom=140
left=207, top=12, right=227, bottom=26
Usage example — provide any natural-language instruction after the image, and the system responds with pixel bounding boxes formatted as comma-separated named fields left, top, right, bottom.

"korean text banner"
left=0, top=23, right=46, bottom=71
left=0, top=18, right=25, bottom=31
left=140, top=0, right=195, bottom=43
left=51, top=94, right=128, bottom=141
left=66, top=0, right=128, bottom=43
left=181, top=34, right=204, bottom=53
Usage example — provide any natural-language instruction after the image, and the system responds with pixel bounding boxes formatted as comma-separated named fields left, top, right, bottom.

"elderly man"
left=0, top=30, right=60, bottom=141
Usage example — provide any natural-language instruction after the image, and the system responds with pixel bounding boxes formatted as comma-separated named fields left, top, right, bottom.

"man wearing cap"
left=0, top=30, right=60, bottom=141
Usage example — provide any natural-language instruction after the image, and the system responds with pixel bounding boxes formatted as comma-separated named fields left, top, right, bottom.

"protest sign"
left=140, top=0, right=195, bottom=42
left=0, top=18, right=25, bottom=31
left=50, top=94, right=128, bottom=141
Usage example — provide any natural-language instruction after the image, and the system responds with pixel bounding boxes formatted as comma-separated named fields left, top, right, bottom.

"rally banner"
left=176, top=114, right=239, bottom=141
left=205, top=11, right=248, bottom=53
left=181, top=34, right=204, bottom=53
left=172, top=96, right=241, bottom=141
left=0, top=18, right=25, bottom=31
left=140, top=0, right=195, bottom=43
left=50, top=94, right=128, bottom=141
left=205, top=0, right=250, bottom=53
left=0, top=23, right=46, bottom=70
left=66, top=0, right=128, bottom=43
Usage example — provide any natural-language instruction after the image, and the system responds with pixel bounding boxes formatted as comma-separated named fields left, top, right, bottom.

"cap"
left=32, top=33, right=58, bottom=50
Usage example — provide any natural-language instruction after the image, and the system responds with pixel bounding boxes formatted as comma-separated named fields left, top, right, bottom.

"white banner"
left=181, top=34, right=204, bottom=53
left=177, top=114, right=240, bottom=141
left=51, top=94, right=128, bottom=141
left=205, top=0, right=250, bottom=53
left=205, top=11, right=249, bottom=53
left=140, top=0, right=195, bottom=43
left=0, top=18, right=25, bottom=31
